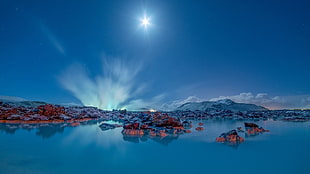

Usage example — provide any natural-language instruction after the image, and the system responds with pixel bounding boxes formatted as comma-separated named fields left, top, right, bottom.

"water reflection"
left=0, top=119, right=273, bottom=146
left=0, top=120, right=309, bottom=174
left=0, top=120, right=101, bottom=138
left=0, top=121, right=181, bottom=145
left=122, top=134, right=179, bottom=145
left=35, top=125, right=65, bottom=138
left=99, top=120, right=183, bottom=145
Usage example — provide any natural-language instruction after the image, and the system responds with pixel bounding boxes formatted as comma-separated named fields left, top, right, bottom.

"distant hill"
left=0, top=100, right=47, bottom=108
left=176, top=99, right=268, bottom=111
left=0, top=96, right=268, bottom=111
left=0, top=96, right=27, bottom=102
left=0, top=96, right=47, bottom=107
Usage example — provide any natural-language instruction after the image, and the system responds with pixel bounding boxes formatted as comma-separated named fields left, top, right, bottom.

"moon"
left=142, top=17, right=150, bottom=27
left=140, top=16, right=151, bottom=29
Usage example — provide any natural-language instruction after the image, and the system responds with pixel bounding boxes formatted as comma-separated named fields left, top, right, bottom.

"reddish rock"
left=0, top=103, right=98, bottom=124
left=216, top=130, right=244, bottom=143
left=246, top=127, right=270, bottom=135
left=244, top=122, right=259, bottom=128
left=185, top=130, right=192, bottom=133
left=216, top=137, right=225, bottom=142
left=156, top=117, right=183, bottom=127
left=245, top=122, right=270, bottom=135
left=122, top=129, right=144, bottom=136
left=149, top=130, right=157, bottom=136
left=71, top=122, right=80, bottom=127
left=37, top=104, right=66, bottom=117
left=159, top=132, right=168, bottom=137
left=140, top=124, right=149, bottom=129
left=195, top=127, right=204, bottom=131
left=124, top=123, right=140, bottom=129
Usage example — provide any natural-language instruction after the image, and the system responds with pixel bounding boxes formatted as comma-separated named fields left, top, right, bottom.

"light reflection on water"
left=0, top=120, right=310, bottom=174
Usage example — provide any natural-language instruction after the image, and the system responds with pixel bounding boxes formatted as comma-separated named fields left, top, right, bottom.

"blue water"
left=0, top=120, right=309, bottom=174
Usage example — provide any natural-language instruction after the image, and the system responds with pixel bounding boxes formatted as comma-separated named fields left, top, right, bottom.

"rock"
left=59, top=114, right=71, bottom=120
left=246, top=126, right=270, bottom=135
left=195, top=127, right=204, bottom=131
left=122, top=129, right=144, bottom=136
left=99, top=123, right=120, bottom=131
left=159, top=131, right=168, bottom=137
left=216, top=130, right=244, bottom=144
left=182, top=120, right=192, bottom=128
left=123, top=122, right=140, bottom=129
left=71, top=122, right=80, bottom=127
left=244, top=122, right=259, bottom=128
left=244, top=122, right=270, bottom=136
left=216, top=137, right=225, bottom=142
left=7, top=114, right=21, bottom=120
left=237, top=127, right=244, bottom=132
left=140, top=124, right=149, bottom=129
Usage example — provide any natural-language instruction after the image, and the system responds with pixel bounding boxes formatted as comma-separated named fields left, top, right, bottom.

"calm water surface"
left=0, top=120, right=309, bottom=174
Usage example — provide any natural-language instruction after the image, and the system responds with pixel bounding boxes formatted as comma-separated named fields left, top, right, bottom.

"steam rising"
left=59, top=58, right=143, bottom=110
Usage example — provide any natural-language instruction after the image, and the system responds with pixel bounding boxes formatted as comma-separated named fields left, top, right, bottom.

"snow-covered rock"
left=176, top=99, right=268, bottom=111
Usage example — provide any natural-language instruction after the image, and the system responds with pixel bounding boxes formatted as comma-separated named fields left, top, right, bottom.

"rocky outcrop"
left=121, top=114, right=191, bottom=138
left=195, top=127, right=204, bottom=131
left=216, top=130, right=245, bottom=144
left=244, top=122, right=259, bottom=128
left=0, top=103, right=104, bottom=124
left=99, top=123, right=122, bottom=131
left=245, top=122, right=270, bottom=136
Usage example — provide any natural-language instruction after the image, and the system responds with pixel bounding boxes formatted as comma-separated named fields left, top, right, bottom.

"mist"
left=58, top=58, right=146, bottom=110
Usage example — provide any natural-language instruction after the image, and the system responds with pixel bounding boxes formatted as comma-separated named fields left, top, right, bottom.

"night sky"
left=1, top=0, right=310, bottom=109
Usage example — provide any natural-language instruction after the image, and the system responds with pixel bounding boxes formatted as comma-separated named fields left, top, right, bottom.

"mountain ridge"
left=176, top=99, right=268, bottom=111
left=0, top=96, right=268, bottom=111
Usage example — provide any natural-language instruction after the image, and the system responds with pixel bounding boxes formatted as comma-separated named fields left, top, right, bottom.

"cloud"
left=158, top=96, right=204, bottom=111
left=210, top=93, right=273, bottom=104
left=59, top=63, right=100, bottom=107
left=122, top=94, right=167, bottom=111
left=59, top=57, right=163, bottom=110
left=210, top=92, right=310, bottom=109
left=40, top=24, right=65, bottom=55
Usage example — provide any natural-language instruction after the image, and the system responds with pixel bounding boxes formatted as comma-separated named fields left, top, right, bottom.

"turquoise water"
left=0, top=120, right=309, bottom=174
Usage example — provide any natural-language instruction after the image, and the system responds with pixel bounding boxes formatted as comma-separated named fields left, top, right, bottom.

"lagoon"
left=1, top=120, right=309, bottom=174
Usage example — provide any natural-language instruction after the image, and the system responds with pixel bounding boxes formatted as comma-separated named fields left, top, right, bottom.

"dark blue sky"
left=1, top=0, right=309, bottom=109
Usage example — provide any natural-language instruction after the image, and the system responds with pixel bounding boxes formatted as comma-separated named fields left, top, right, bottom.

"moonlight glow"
left=140, top=15, right=151, bottom=29
left=142, top=18, right=150, bottom=27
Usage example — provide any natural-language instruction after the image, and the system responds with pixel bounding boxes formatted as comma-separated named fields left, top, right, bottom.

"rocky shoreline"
left=0, top=102, right=109, bottom=125
left=1, top=101, right=310, bottom=144
left=1, top=101, right=310, bottom=123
